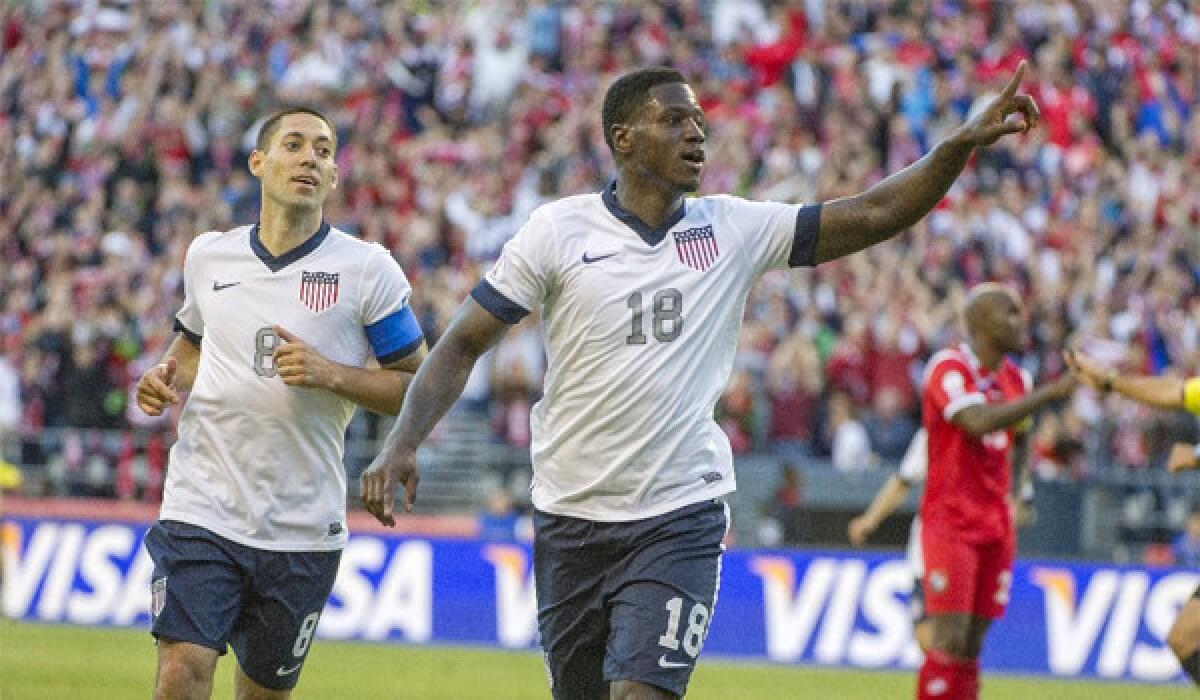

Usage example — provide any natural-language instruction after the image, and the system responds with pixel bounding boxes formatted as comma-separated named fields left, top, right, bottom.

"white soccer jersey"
left=474, top=182, right=821, bottom=521
left=897, top=428, right=928, bottom=577
left=161, top=222, right=422, bottom=551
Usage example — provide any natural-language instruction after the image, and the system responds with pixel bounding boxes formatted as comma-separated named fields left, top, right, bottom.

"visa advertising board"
left=2, top=515, right=1193, bottom=682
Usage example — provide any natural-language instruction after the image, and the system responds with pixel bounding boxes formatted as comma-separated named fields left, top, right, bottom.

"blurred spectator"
left=765, top=331, right=823, bottom=456
left=1173, top=505, right=1200, bottom=569
left=1030, top=410, right=1087, bottom=481
left=718, top=369, right=766, bottom=454
left=0, top=345, right=18, bottom=460
left=827, top=391, right=876, bottom=472
left=770, top=461, right=808, bottom=546
left=478, top=486, right=522, bottom=543
left=489, top=315, right=544, bottom=448
left=865, top=386, right=918, bottom=460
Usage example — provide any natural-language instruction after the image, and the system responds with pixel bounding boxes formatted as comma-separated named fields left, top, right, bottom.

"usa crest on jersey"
left=673, top=225, right=719, bottom=271
left=300, top=270, right=339, bottom=312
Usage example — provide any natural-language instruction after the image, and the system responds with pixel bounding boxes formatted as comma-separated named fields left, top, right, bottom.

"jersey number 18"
left=626, top=289, right=683, bottom=344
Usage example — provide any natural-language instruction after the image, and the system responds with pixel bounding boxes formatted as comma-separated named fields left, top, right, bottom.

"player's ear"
left=611, top=123, right=634, bottom=157
left=248, top=149, right=264, bottom=177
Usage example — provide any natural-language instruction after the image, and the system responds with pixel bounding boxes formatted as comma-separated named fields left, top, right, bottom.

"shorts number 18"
left=657, top=597, right=708, bottom=657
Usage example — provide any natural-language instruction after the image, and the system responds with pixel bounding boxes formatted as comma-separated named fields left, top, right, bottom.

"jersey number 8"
left=626, top=289, right=683, bottom=344
left=254, top=326, right=280, bottom=378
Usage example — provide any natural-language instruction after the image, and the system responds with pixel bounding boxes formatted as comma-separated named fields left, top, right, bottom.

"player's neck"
left=967, top=338, right=1003, bottom=371
left=614, top=176, right=684, bottom=229
left=257, top=202, right=324, bottom=256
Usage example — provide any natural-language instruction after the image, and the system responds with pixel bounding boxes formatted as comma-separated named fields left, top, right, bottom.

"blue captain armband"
left=366, top=307, right=424, bottom=364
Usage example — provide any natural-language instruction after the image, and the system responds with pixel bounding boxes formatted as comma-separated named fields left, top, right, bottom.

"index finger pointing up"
left=1002, top=60, right=1027, bottom=99
left=272, top=325, right=300, bottom=343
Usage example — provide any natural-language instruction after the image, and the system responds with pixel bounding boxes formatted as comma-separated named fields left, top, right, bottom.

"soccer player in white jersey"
left=363, top=64, right=1039, bottom=699
left=134, top=107, right=426, bottom=700
left=848, top=429, right=934, bottom=652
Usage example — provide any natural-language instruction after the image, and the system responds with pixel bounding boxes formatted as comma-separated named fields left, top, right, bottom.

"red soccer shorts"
left=921, top=527, right=1015, bottom=619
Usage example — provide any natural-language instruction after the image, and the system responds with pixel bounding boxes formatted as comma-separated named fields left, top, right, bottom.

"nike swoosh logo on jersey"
left=276, top=662, right=303, bottom=676
left=657, top=654, right=690, bottom=669
left=581, top=251, right=618, bottom=264
left=212, top=281, right=241, bottom=291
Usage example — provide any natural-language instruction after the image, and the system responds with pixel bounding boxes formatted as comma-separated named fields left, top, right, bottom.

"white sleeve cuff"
left=944, top=392, right=986, bottom=421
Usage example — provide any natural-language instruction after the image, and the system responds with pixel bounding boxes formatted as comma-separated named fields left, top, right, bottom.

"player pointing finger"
left=136, top=356, right=180, bottom=416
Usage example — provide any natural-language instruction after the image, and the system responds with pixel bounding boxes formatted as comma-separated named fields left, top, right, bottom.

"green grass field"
left=0, top=618, right=1192, bottom=699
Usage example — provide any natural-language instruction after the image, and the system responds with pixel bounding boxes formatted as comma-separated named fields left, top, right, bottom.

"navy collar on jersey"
left=601, top=180, right=687, bottom=247
left=250, top=220, right=331, bottom=272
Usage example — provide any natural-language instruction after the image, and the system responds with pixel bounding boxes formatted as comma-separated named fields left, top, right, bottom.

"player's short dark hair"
left=601, top=66, right=687, bottom=152
left=256, top=107, right=337, bottom=152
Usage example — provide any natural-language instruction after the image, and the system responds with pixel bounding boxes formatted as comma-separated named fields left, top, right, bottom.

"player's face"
left=251, top=113, right=338, bottom=210
left=628, top=82, right=707, bottom=191
left=989, top=292, right=1025, bottom=353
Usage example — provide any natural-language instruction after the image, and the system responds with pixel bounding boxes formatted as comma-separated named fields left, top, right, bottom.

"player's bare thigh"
left=235, top=662, right=294, bottom=700
left=155, top=638, right=219, bottom=700
left=928, top=613, right=975, bottom=658
left=1168, top=598, right=1200, bottom=659
left=610, top=679, right=677, bottom=700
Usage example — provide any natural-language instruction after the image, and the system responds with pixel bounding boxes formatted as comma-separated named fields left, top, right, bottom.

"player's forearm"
left=1108, top=375, right=1186, bottom=411
left=164, top=334, right=201, bottom=392
left=326, top=365, right=415, bottom=415
left=860, top=476, right=912, bottom=528
left=954, top=385, right=1062, bottom=437
left=382, top=335, right=488, bottom=455
left=813, top=134, right=974, bottom=263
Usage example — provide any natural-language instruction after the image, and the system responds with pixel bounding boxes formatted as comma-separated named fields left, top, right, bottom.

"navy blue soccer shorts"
left=143, top=520, right=341, bottom=691
left=533, top=499, right=729, bottom=699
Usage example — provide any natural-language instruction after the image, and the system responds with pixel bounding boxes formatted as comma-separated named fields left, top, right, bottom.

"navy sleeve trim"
left=377, top=336, right=424, bottom=366
left=788, top=203, right=822, bottom=268
left=470, top=279, right=529, bottom=324
left=173, top=318, right=202, bottom=347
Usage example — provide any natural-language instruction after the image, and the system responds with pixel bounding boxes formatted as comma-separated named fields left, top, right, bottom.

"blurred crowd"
left=2, top=0, right=1200, bottom=503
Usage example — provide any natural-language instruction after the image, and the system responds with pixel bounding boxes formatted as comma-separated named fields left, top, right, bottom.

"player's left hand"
left=955, top=60, right=1039, bottom=149
left=360, top=445, right=420, bottom=526
left=273, top=325, right=336, bottom=388
left=1168, top=443, right=1200, bottom=473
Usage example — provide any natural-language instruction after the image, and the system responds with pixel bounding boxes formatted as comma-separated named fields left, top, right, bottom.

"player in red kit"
left=916, top=284, right=1076, bottom=700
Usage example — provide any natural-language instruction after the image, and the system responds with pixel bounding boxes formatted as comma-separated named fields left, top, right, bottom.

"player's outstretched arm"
left=848, top=475, right=912, bottom=546
left=1065, top=349, right=1190, bottom=411
left=952, top=372, right=1076, bottom=438
left=361, top=298, right=510, bottom=525
left=135, top=333, right=201, bottom=416
left=813, top=61, right=1038, bottom=264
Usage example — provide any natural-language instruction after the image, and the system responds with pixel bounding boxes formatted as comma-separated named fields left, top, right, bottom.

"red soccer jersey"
left=920, top=344, right=1029, bottom=543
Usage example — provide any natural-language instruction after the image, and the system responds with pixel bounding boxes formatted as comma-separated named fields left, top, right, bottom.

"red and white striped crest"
left=300, top=270, right=339, bottom=312
left=673, top=225, right=719, bottom=271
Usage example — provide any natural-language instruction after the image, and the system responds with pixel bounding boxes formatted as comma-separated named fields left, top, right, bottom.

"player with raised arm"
left=362, top=64, right=1038, bottom=700
left=134, top=107, right=426, bottom=700
left=917, top=284, right=1075, bottom=700
left=848, top=428, right=934, bottom=652
left=1065, top=349, right=1200, bottom=687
